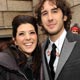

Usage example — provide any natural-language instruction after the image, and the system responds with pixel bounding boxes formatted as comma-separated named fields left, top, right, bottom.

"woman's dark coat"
left=0, top=45, right=33, bottom=80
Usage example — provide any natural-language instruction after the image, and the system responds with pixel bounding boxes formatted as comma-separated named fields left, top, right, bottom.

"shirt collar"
left=49, top=29, right=67, bottom=53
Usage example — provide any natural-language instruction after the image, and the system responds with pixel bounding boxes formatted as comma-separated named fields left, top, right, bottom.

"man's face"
left=41, top=1, right=67, bottom=36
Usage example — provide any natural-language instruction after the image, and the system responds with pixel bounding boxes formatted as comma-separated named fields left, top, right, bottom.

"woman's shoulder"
left=0, top=47, right=18, bottom=70
left=0, top=47, right=12, bottom=61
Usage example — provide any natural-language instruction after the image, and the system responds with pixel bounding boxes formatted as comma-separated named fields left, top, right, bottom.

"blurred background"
left=0, top=0, right=80, bottom=43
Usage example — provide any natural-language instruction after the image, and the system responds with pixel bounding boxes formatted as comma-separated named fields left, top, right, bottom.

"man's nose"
left=48, top=13, right=53, bottom=22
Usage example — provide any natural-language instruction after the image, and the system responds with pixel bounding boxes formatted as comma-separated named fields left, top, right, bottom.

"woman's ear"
left=64, top=15, right=67, bottom=21
left=12, top=38, right=17, bottom=45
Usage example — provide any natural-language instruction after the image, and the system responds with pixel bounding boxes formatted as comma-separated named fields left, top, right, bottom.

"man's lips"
left=47, top=24, right=56, bottom=29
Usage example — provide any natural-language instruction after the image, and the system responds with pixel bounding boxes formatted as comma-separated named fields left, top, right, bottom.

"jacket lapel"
left=42, top=40, right=50, bottom=80
left=55, top=37, right=76, bottom=80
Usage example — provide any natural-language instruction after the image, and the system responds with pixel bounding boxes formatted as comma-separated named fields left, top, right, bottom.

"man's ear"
left=64, top=15, right=67, bottom=21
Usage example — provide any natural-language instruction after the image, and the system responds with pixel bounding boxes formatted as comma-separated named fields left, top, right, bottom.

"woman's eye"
left=18, top=33, right=24, bottom=36
left=30, top=31, right=36, bottom=34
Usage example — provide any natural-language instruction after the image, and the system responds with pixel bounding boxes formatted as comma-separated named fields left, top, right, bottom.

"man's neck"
left=50, top=28, right=65, bottom=42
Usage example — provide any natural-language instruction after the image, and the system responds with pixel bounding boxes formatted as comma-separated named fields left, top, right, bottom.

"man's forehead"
left=42, top=0, right=56, bottom=6
left=41, top=1, right=57, bottom=11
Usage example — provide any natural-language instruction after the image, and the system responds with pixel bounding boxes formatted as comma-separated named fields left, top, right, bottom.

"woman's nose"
left=25, top=33, right=31, bottom=40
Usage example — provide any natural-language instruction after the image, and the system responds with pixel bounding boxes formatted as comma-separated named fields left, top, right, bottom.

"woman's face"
left=13, top=23, right=37, bottom=57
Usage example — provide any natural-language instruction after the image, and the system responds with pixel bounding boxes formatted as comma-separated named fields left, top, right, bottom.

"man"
left=35, top=0, right=80, bottom=80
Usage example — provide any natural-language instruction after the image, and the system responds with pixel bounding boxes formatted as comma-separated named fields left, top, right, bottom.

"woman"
left=0, top=15, right=41, bottom=80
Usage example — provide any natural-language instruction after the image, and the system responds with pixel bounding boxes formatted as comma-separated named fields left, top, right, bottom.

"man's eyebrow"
left=41, top=10, right=47, bottom=14
left=41, top=7, right=58, bottom=14
left=41, top=7, right=58, bottom=12
left=51, top=7, right=58, bottom=10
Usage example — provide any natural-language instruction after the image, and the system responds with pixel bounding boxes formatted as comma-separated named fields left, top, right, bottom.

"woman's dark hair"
left=35, top=0, right=72, bottom=31
left=12, top=15, right=38, bottom=38
left=12, top=15, right=41, bottom=79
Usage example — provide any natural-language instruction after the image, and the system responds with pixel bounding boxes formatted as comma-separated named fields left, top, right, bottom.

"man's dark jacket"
left=41, top=31, right=80, bottom=80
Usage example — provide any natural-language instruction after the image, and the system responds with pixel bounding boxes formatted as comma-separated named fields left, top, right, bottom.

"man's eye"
left=52, top=10, right=58, bottom=13
left=41, top=12, right=47, bottom=16
left=52, top=8, right=58, bottom=13
left=43, top=13, right=47, bottom=15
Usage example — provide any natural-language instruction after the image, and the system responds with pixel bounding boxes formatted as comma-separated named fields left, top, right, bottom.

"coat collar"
left=0, top=45, right=27, bottom=71
left=0, top=51, right=19, bottom=71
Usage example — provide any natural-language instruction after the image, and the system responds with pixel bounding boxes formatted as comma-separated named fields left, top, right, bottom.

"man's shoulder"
left=72, top=33, right=80, bottom=41
left=67, top=31, right=80, bottom=41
